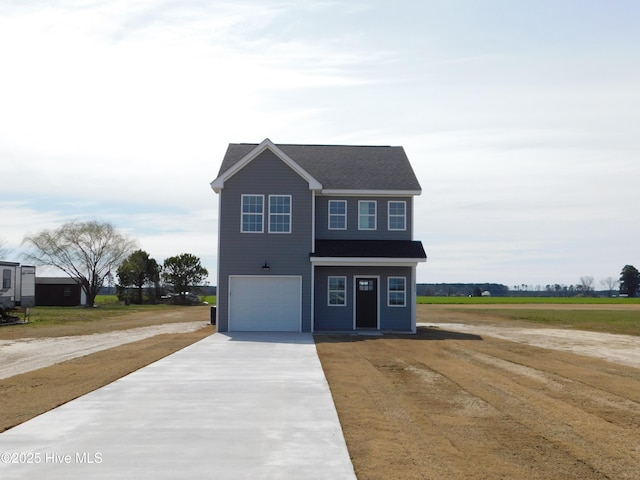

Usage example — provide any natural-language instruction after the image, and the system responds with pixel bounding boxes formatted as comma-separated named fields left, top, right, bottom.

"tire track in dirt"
left=428, top=342, right=640, bottom=479
left=316, top=329, right=640, bottom=480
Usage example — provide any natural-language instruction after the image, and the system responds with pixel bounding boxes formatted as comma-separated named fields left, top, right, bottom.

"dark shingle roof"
left=218, top=143, right=421, bottom=191
left=312, top=240, right=426, bottom=260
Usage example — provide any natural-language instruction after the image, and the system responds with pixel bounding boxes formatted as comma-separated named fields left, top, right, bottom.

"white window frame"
left=388, top=276, right=407, bottom=307
left=241, top=194, right=264, bottom=233
left=388, top=201, right=407, bottom=231
left=328, top=276, right=347, bottom=306
left=328, top=200, right=347, bottom=230
left=358, top=200, right=377, bottom=230
left=268, top=195, right=292, bottom=234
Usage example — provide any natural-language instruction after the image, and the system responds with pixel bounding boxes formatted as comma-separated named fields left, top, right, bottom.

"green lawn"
left=14, top=295, right=215, bottom=327
left=418, top=296, right=640, bottom=305
left=23, top=303, right=182, bottom=327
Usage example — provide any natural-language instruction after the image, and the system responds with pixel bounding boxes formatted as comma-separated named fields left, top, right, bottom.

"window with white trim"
left=328, top=276, right=346, bottom=306
left=388, top=277, right=406, bottom=306
left=358, top=200, right=376, bottom=230
left=269, top=195, right=291, bottom=233
left=328, top=200, right=347, bottom=230
left=388, top=201, right=406, bottom=231
left=241, top=195, right=264, bottom=233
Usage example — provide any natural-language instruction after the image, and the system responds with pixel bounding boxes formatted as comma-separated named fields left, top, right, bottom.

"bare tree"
left=0, top=238, right=11, bottom=260
left=578, top=276, right=595, bottom=295
left=599, top=277, right=619, bottom=297
left=22, top=220, right=136, bottom=306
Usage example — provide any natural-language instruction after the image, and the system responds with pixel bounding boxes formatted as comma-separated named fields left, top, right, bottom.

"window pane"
left=242, top=196, right=262, bottom=213
left=269, top=196, right=291, bottom=233
left=389, top=202, right=405, bottom=215
left=328, top=276, right=346, bottom=305
left=329, top=201, right=346, bottom=230
left=388, top=277, right=406, bottom=306
left=242, top=214, right=262, bottom=232
left=389, top=292, right=405, bottom=305
left=359, top=201, right=376, bottom=230
left=329, top=292, right=345, bottom=305
left=359, top=215, right=374, bottom=229
left=388, top=201, right=406, bottom=230
left=242, top=195, right=263, bottom=232
left=270, top=196, right=290, bottom=213
left=329, top=216, right=345, bottom=229
left=329, top=201, right=345, bottom=215
left=359, top=202, right=374, bottom=214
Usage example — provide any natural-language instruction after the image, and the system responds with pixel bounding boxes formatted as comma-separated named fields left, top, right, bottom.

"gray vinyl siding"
left=314, top=266, right=414, bottom=331
left=217, top=150, right=313, bottom=332
left=315, top=196, right=413, bottom=240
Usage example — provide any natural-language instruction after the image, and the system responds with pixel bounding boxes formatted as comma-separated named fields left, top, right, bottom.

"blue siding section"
left=315, top=196, right=413, bottom=240
left=314, top=266, right=414, bottom=331
left=217, top=150, right=313, bottom=332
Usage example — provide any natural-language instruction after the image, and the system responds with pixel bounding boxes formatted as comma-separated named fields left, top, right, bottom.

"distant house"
left=35, top=277, right=86, bottom=306
left=210, top=138, right=427, bottom=333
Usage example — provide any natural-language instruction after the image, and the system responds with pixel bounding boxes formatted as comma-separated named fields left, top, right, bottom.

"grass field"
left=10, top=295, right=637, bottom=335
left=418, top=296, right=640, bottom=304
left=95, top=295, right=217, bottom=304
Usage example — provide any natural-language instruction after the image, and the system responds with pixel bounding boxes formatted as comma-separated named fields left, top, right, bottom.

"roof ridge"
left=233, top=143, right=397, bottom=148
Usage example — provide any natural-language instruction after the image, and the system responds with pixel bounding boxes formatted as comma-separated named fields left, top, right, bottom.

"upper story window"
left=328, top=200, right=347, bottom=230
left=388, top=201, right=406, bottom=231
left=358, top=200, right=376, bottom=230
left=241, top=194, right=264, bottom=233
left=269, top=195, right=292, bottom=233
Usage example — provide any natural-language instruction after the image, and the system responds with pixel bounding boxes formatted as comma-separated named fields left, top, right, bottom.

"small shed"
left=35, top=277, right=86, bottom=306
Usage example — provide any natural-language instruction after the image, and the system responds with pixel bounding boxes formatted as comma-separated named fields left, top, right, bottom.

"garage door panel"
left=229, top=276, right=301, bottom=331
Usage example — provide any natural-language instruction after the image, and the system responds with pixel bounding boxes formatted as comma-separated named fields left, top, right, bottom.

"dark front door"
left=356, top=278, right=377, bottom=328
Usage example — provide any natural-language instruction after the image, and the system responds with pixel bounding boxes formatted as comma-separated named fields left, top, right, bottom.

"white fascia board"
left=310, top=257, right=425, bottom=266
left=321, top=189, right=421, bottom=196
left=210, top=138, right=322, bottom=192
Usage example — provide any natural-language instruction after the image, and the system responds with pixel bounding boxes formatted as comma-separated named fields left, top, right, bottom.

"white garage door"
left=229, top=276, right=302, bottom=331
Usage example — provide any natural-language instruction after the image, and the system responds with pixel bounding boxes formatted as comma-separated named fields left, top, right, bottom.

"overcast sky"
left=1, top=0, right=638, bottom=289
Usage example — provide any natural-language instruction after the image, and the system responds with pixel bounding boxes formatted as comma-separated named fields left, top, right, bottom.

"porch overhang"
left=310, top=239, right=427, bottom=266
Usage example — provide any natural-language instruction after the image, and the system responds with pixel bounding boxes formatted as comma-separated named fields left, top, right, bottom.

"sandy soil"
left=316, top=305, right=640, bottom=480
left=0, top=321, right=206, bottom=379
left=419, top=323, right=640, bottom=369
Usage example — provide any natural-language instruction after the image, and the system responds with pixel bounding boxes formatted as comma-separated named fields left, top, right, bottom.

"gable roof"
left=211, top=138, right=422, bottom=194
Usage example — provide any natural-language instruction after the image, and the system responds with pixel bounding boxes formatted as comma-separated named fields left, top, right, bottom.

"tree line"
left=21, top=220, right=208, bottom=306
left=419, top=266, right=640, bottom=298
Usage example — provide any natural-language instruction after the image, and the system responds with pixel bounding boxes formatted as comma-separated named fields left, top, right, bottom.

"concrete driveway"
left=0, top=332, right=356, bottom=479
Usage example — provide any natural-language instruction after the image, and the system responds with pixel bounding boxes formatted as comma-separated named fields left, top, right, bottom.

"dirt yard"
left=0, top=306, right=215, bottom=432
left=316, top=305, right=640, bottom=480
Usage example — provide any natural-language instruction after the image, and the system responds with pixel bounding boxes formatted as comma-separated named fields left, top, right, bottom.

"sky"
left=1, top=0, right=639, bottom=290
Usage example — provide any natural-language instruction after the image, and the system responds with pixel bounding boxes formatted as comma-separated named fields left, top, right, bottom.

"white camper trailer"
left=1, top=261, right=36, bottom=322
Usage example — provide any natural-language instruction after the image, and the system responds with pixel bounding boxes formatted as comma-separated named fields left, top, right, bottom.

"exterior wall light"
left=262, top=261, right=270, bottom=271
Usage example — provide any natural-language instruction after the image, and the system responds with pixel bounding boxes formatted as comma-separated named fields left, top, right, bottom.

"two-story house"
left=210, top=138, right=426, bottom=333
